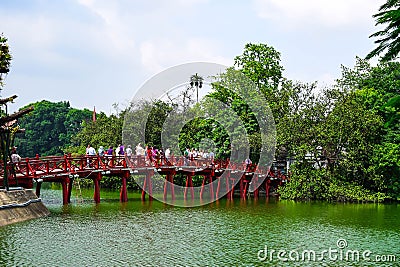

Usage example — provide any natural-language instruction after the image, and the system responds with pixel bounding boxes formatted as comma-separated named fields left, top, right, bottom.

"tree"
left=340, top=59, right=400, bottom=199
left=279, top=58, right=400, bottom=201
left=14, top=101, right=92, bottom=157
left=366, top=0, right=400, bottom=61
left=207, top=68, right=268, bottom=163
left=0, top=34, right=12, bottom=89
left=123, top=99, right=173, bottom=150
left=234, top=43, right=284, bottom=93
left=0, top=35, right=34, bottom=190
left=60, top=108, right=93, bottom=146
left=70, top=111, right=123, bottom=154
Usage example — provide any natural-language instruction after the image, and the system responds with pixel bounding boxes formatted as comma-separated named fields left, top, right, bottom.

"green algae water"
left=0, top=189, right=399, bottom=266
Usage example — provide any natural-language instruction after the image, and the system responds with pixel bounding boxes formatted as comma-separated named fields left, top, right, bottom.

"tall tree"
left=122, top=99, right=173, bottom=150
left=0, top=35, right=34, bottom=190
left=366, top=0, right=400, bottom=61
left=70, top=111, right=123, bottom=154
left=0, top=34, right=12, bottom=89
left=234, top=43, right=284, bottom=97
left=338, top=58, right=400, bottom=198
left=15, top=101, right=92, bottom=157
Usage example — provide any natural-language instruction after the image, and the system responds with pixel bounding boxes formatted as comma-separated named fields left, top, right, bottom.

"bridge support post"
left=228, top=179, right=234, bottom=200
left=171, top=174, right=175, bottom=200
left=200, top=174, right=214, bottom=201
left=208, top=174, right=214, bottom=201
left=226, top=172, right=231, bottom=200
left=141, top=173, right=147, bottom=201
left=184, top=173, right=194, bottom=200
left=216, top=176, right=221, bottom=199
left=200, top=175, right=206, bottom=199
left=35, top=180, right=42, bottom=198
left=265, top=179, right=271, bottom=198
left=67, top=178, right=74, bottom=203
left=120, top=172, right=128, bottom=202
left=240, top=175, right=251, bottom=199
left=94, top=172, right=101, bottom=203
left=61, top=180, right=68, bottom=205
left=148, top=171, right=153, bottom=201
left=163, top=172, right=174, bottom=201
left=141, top=170, right=153, bottom=201
left=253, top=176, right=259, bottom=199
left=163, top=174, right=168, bottom=201
left=239, top=175, right=244, bottom=199
left=228, top=176, right=234, bottom=200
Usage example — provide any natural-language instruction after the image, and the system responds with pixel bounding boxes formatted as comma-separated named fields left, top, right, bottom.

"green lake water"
left=0, top=189, right=399, bottom=266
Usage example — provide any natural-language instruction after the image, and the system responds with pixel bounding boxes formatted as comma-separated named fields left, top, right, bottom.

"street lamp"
left=189, top=73, right=203, bottom=103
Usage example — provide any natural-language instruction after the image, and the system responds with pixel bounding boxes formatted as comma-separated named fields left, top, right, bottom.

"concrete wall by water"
left=0, top=189, right=50, bottom=227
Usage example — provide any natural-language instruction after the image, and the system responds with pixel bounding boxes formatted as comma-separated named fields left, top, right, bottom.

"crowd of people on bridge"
left=85, top=144, right=132, bottom=158
left=84, top=143, right=217, bottom=166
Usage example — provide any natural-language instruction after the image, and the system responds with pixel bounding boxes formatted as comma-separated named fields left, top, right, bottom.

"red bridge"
left=0, top=155, right=288, bottom=204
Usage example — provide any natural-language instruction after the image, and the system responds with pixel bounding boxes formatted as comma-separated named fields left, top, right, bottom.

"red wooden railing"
left=0, top=154, right=288, bottom=204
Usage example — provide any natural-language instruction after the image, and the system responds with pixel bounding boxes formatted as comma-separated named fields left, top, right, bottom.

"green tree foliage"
left=14, top=100, right=92, bottom=157
left=0, top=34, right=12, bottom=89
left=280, top=58, right=400, bottom=201
left=178, top=117, right=230, bottom=159
left=366, top=0, right=400, bottom=61
left=209, top=73, right=268, bottom=161
left=234, top=43, right=283, bottom=92
left=339, top=59, right=400, bottom=198
left=123, top=99, right=173, bottom=150
left=227, top=44, right=399, bottom=201
left=204, top=44, right=284, bottom=163
left=69, top=111, right=123, bottom=154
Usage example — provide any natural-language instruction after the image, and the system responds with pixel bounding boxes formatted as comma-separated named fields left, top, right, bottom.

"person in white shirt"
left=87, top=145, right=96, bottom=155
left=126, top=145, right=133, bottom=159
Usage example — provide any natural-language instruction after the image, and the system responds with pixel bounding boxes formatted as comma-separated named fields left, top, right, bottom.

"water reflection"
left=0, top=189, right=398, bottom=266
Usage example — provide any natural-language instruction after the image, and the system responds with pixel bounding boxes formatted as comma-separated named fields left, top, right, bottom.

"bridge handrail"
left=0, top=155, right=286, bottom=180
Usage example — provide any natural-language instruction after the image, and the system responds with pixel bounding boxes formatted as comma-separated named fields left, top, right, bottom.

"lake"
left=0, top=189, right=399, bottom=266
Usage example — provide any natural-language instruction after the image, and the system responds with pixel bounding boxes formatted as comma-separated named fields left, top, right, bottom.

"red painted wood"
left=61, top=180, right=68, bottom=205
left=0, top=155, right=283, bottom=203
left=93, top=173, right=101, bottom=203
left=67, top=177, right=73, bottom=203
left=120, top=172, right=128, bottom=202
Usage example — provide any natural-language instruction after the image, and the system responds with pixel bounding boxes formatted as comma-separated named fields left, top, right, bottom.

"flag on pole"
left=93, top=106, right=96, bottom=122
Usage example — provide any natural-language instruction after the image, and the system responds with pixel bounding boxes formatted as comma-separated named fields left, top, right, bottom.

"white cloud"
left=254, top=0, right=383, bottom=29
left=140, top=38, right=232, bottom=73
left=76, top=0, right=136, bottom=59
left=77, top=0, right=116, bottom=24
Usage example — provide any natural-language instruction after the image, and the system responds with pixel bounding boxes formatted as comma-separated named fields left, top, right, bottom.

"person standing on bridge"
left=86, top=144, right=96, bottom=168
left=87, top=145, right=96, bottom=156
left=119, top=144, right=124, bottom=156
left=98, top=146, right=105, bottom=156
left=107, top=146, right=114, bottom=157
left=209, top=151, right=215, bottom=164
left=245, top=158, right=252, bottom=171
left=165, top=147, right=171, bottom=162
left=135, top=143, right=145, bottom=156
left=10, top=147, right=21, bottom=170
left=126, top=145, right=132, bottom=160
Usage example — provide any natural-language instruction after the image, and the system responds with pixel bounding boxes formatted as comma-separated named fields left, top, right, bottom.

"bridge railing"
left=1, top=154, right=285, bottom=180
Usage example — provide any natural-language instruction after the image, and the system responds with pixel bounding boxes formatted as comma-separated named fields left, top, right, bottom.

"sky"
left=1, top=0, right=385, bottom=114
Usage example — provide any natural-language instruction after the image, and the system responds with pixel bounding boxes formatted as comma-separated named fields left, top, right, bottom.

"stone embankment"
left=0, top=189, right=50, bottom=227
